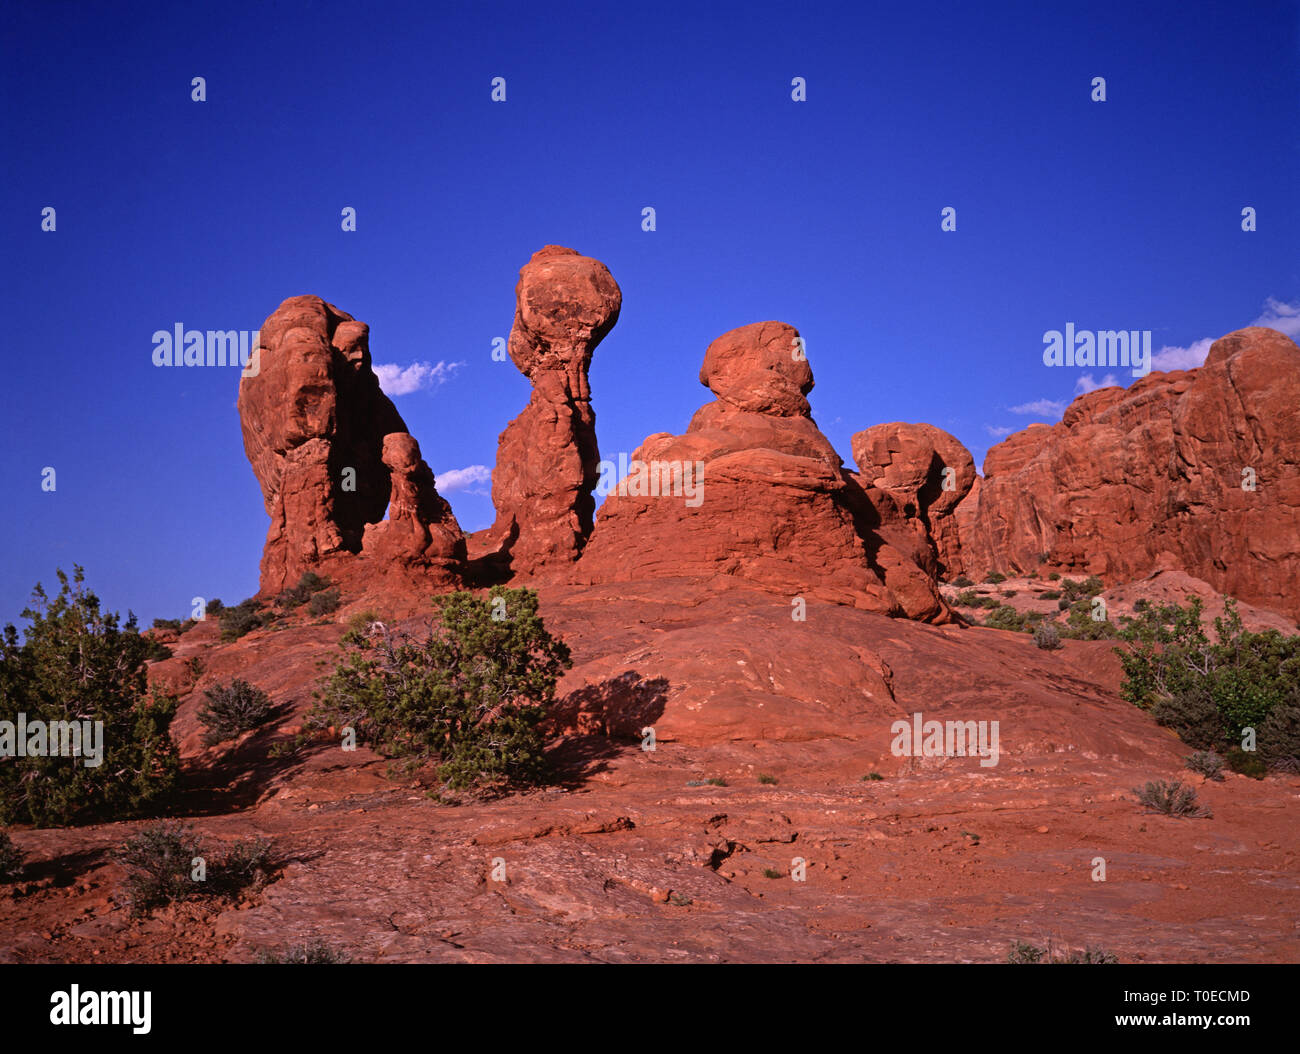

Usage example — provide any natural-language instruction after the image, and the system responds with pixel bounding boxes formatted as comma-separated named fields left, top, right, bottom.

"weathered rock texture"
left=577, top=321, right=948, bottom=619
left=238, top=295, right=464, bottom=594
left=953, top=326, right=1300, bottom=620
left=484, top=246, right=622, bottom=576
left=851, top=422, right=977, bottom=577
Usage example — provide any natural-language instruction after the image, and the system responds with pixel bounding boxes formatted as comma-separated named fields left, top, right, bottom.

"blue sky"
left=2, top=0, right=1297, bottom=627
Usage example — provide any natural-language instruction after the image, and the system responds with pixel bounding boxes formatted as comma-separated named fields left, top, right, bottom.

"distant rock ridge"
left=947, top=325, right=1300, bottom=621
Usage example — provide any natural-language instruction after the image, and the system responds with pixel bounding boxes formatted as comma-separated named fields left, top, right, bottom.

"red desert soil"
left=3, top=580, right=1297, bottom=964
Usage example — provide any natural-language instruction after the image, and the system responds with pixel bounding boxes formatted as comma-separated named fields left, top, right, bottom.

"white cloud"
left=436, top=464, right=492, bottom=493
left=374, top=360, right=464, bottom=396
left=1253, top=297, right=1300, bottom=339
left=1008, top=398, right=1066, bottom=417
left=1151, top=336, right=1213, bottom=372
left=1149, top=298, right=1298, bottom=374
left=984, top=424, right=1014, bottom=437
left=1074, top=372, right=1118, bottom=395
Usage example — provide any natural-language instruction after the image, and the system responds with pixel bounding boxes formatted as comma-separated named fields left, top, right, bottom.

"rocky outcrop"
left=577, top=321, right=948, bottom=619
left=851, top=422, right=976, bottom=576
left=238, top=295, right=464, bottom=594
left=483, top=246, right=622, bottom=576
left=360, top=432, right=465, bottom=576
left=954, top=326, right=1300, bottom=620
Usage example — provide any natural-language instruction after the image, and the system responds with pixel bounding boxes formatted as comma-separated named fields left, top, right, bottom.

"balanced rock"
left=484, top=246, right=622, bottom=576
left=578, top=321, right=949, bottom=619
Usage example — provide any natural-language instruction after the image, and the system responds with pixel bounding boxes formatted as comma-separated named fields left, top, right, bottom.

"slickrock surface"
left=4, top=582, right=1297, bottom=964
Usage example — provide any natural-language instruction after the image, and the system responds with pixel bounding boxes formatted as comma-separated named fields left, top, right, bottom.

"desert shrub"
left=1133, top=780, right=1210, bottom=817
left=757, top=773, right=777, bottom=784
left=205, top=598, right=224, bottom=615
left=0, top=830, right=22, bottom=881
left=308, top=588, right=341, bottom=617
left=198, top=679, right=274, bottom=746
left=1061, top=576, right=1104, bottom=603
left=1033, top=622, right=1062, bottom=651
left=706, top=777, right=728, bottom=787
left=117, top=821, right=204, bottom=914
left=862, top=772, right=883, bottom=781
left=983, top=604, right=1028, bottom=632
left=257, top=940, right=351, bottom=964
left=1185, top=750, right=1224, bottom=781
left=1007, top=940, right=1118, bottom=963
left=143, top=637, right=173, bottom=662
left=1152, top=688, right=1222, bottom=750
left=951, top=575, right=974, bottom=588
left=0, top=567, right=179, bottom=827
left=278, top=572, right=331, bottom=610
left=1057, top=597, right=1070, bottom=611
left=1224, top=747, right=1266, bottom=779
left=117, top=821, right=274, bottom=915
left=219, top=598, right=265, bottom=641
left=1047, top=572, right=1061, bottom=581
left=152, top=617, right=183, bottom=632
left=1115, top=597, right=1300, bottom=771
left=344, top=611, right=382, bottom=639
left=1067, top=947, right=1120, bottom=964
left=1040, top=590, right=1062, bottom=600
left=1001, top=590, right=1018, bottom=598
left=1258, top=698, right=1300, bottom=774
left=762, top=868, right=783, bottom=879
left=984, top=571, right=1007, bottom=584
left=308, top=588, right=571, bottom=793
left=1058, top=598, right=1117, bottom=640
left=1006, top=940, right=1043, bottom=964
left=211, top=835, right=274, bottom=895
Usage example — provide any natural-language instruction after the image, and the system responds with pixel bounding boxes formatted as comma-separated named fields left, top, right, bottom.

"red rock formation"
left=851, top=422, right=977, bottom=576
left=238, top=295, right=464, bottom=594
left=577, top=321, right=949, bottom=619
left=361, top=432, right=465, bottom=577
left=483, top=246, right=622, bottom=576
left=954, top=326, right=1300, bottom=619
